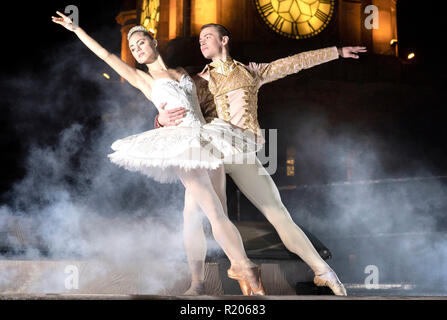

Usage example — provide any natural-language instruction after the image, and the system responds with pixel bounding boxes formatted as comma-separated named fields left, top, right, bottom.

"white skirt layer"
left=107, top=118, right=263, bottom=183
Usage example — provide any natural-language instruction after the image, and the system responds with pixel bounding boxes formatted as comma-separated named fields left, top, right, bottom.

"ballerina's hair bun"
left=127, top=25, right=154, bottom=41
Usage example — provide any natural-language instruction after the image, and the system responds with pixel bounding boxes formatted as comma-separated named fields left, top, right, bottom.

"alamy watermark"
left=364, top=5, right=379, bottom=30
left=364, top=264, right=379, bottom=289
left=64, top=264, right=79, bottom=290
left=64, top=5, right=79, bottom=27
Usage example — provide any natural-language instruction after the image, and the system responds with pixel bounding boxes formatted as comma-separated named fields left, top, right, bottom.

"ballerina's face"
left=129, top=32, right=158, bottom=64
left=199, top=26, right=225, bottom=59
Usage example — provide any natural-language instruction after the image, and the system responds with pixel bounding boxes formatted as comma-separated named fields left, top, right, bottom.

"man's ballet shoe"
left=313, top=270, right=347, bottom=296
left=183, top=280, right=206, bottom=295
left=227, top=265, right=266, bottom=296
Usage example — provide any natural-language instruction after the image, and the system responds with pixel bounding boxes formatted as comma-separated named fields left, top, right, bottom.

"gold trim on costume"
left=203, top=47, right=339, bottom=136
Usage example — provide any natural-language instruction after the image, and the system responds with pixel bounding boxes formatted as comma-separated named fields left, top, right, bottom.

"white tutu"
left=107, top=75, right=263, bottom=183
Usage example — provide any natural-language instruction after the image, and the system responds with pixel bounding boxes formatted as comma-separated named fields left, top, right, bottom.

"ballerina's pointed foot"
left=227, top=265, right=266, bottom=296
left=183, top=280, right=206, bottom=295
left=313, top=270, right=347, bottom=296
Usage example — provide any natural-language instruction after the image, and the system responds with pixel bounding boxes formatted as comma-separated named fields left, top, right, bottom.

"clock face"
left=140, top=0, right=160, bottom=37
left=254, top=0, right=335, bottom=39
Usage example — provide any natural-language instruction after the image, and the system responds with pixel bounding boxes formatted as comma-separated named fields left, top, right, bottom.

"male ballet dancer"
left=155, top=23, right=366, bottom=296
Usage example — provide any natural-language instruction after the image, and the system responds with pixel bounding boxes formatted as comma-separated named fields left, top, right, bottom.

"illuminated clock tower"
left=253, top=0, right=336, bottom=40
left=112, top=0, right=401, bottom=230
left=116, top=0, right=398, bottom=63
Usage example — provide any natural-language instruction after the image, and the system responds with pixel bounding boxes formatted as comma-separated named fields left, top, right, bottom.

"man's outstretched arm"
left=252, top=46, right=366, bottom=87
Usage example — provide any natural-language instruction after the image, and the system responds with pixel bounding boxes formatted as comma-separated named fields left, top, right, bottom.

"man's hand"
left=158, top=102, right=187, bottom=126
left=338, top=46, right=367, bottom=59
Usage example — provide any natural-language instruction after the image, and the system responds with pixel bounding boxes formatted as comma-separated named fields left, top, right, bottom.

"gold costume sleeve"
left=250, top=46, right=339, bottom=87
left=193, top=74, right=218, bottom=123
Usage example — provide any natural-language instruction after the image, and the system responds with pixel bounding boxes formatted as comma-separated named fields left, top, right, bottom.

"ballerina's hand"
left=339, top=46, right=367, bottom=59
left=51, top=11, right=78, bottom=31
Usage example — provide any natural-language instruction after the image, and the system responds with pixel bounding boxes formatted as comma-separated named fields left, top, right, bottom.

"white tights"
left=182, top=157, right=333, bottom=282
left=177, top=165, right=256, bottom=283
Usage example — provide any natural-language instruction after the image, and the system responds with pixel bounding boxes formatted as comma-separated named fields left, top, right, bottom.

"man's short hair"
left=201, top=23, right=230, bottom=39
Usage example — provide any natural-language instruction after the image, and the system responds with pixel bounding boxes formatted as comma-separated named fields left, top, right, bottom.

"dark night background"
left=0, top=0, right=446, bottom=221
left=1, top=0, right=445, bottom=192
left=0, top=0, right=446, bottom=295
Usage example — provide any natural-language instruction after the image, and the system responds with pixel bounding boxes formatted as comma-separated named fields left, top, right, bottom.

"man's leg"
left=227, top=157, right=332, bottom=276
left=182, top=165, right=230, bottom=294
left=183, top=188, right=206, bottom=281
left=178, top=166, right=261, bottom=294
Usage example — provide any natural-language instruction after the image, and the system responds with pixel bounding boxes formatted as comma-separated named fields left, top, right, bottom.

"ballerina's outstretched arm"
left=51, top=10, right=145, bottom=90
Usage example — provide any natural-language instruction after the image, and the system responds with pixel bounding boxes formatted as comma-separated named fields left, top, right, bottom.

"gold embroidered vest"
left=207, top=58, right=262, bottom=136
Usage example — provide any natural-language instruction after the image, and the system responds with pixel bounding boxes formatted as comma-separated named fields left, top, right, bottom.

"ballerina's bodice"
left=109, top=73, right=262, bottom=183
left=151, top=74, right=206, bottom=127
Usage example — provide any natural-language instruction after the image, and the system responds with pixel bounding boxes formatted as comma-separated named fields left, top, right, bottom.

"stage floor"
left=1, top=293, right=447, bottom=300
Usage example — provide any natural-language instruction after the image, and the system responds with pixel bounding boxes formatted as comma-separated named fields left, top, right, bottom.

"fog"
left=0, top=24, right=445, bottom=296
left=0, top=26, right=216, bottom=294
left=285, top=112, right=447, bottom=295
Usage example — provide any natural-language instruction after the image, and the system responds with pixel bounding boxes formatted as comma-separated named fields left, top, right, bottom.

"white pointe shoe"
left=183, top=280, right=206, bottom=295
left=314, top=270, right=347, bottom=296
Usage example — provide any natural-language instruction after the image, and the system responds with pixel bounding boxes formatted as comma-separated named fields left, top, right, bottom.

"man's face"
left=199, top=26, right=224, bottom=59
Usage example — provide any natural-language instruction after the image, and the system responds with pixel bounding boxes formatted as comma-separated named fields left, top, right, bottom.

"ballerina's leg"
left=183, top=165, right=229, bottom=282
left=183, top=188, right=206, bottom=282
left=177, top=166, right=260, bottom=288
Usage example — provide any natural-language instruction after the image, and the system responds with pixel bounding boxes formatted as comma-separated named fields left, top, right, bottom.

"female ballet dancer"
left=51, top=11, right=265, bottom=295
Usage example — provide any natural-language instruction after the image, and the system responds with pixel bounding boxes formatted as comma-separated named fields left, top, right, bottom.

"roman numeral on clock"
left=259, top=2, right=274, bottom=17
left=291, top=22, right=299, bottom=35
left=315, top=9, right=329, bottom=22
left=307, top=21, right=315, bottom=32
left=273, top=16, right=285, bottom=30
